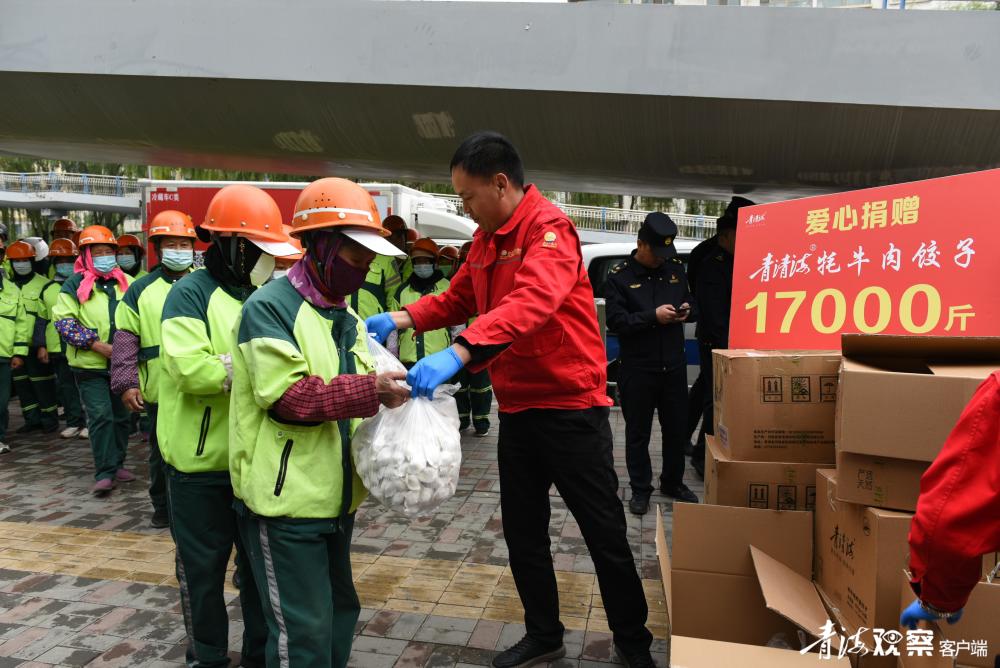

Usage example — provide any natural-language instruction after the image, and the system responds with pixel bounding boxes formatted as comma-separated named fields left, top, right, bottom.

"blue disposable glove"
left=900, top=598, right=963, bottom=630
left=365, top=313, right=397, bottom=344
left=407, top=347, right=464, bottom=400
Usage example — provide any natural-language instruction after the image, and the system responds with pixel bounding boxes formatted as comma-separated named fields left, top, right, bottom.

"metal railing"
left=0, top=171, right=141, bottom=198
left=437, top=195, right=717, bottom=240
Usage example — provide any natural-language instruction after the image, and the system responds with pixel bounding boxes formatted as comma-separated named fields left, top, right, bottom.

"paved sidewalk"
left=0, top=404, right=701, bottom=667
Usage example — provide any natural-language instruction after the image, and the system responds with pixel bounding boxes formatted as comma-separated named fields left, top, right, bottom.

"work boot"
left=15, top=424, right=41, bottom=435
left=150, top=510, right=170, bottom=529
left=628, top=492, right=650, bottom=516
left=492, top=635, right=566, bottom=668
left=616, top=645, right=657, bottom=668
left=115, top=468, right=136, bottom=483
left=60, top=426, right=81, bottom=439
left=92, top=478, right=115, bottom=497
left=474, top=426, right=491, bottom=438
left=459, top=418, right=471, bottom=432
left=661, top=483, right=699, bottom=504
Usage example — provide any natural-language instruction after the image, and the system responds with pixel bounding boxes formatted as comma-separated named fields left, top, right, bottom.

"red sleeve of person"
left=908, top=370, right=1000, bottom=611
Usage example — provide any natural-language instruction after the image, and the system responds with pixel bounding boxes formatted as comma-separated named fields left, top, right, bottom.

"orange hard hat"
left=405, top=229, right=420, bottom=243
left=5, top=241, right=35, bottom=261
left=410, top=238, right=440, bottom=258
left=117, top=234, right=142, bottom=249
left=439, top=246, right=459, bottom=262
left=201, top=185, right=286, bottom=244
left=77, top=226, right=117, bottom=248
left=149, top=210, right=197, bottom=240
left=53, top=217, right=78, bottom=233
left=383, top=215, right=407, bottom=233
left=290, top=178, right=384, bottom=237
left=280, top=225, right=304, bottom=260
left=49, top=238, right=79, bottom=257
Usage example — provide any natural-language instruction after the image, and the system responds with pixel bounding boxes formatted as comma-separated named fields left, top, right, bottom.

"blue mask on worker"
left=161, top=249, right=194, bottom=272
left=11, top=261, right=32, bottom=276
left=116, top=253, right=137, bottom=271
left=55, top=263, right=75, bottom=279
left=93, top=255, right=118, bottom=274
left=413, top=263, right=434, bottom=279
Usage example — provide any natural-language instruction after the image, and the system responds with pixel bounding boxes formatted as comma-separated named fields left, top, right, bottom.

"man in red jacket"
left=901, top=370, right=1000, bottom=630
left=367, top=132, right=654, bottom=668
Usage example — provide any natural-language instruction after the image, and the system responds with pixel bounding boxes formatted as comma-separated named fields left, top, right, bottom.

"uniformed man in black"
left=686, top=196, right=753, bottom=477
left=605, top=212, right=699, bottom=515
left=692, top=209, right=738, bottom=476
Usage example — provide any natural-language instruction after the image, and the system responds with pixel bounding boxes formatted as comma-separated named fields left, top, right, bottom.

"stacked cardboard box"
left=706, top=350, right=841, bottom=511
left=659, top=337, right=1000, bottom=665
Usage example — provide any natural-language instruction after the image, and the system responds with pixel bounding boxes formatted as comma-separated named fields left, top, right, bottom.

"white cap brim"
left=249, top=237, right=300, bottom=257
left=342, top=228, right=407, bottom=257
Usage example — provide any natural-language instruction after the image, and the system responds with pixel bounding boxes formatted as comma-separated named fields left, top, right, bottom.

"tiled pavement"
left=0, top=403, right=703, bottom=667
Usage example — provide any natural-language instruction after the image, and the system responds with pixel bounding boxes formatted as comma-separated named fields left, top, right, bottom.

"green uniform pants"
left=14, top=350, right=58, bottom=429
left=53, top=355, right=85, bottom=428
left=0, top=362, right=12, bottom=440
left=455, top=368, right=493, bottom=431
left=147, top=403, right=166, bottom=516
left=239, top=510, right=359, bottom=668
left=75, top=373, right=130, bottom=481
left=167, top=468, right=267, bottom=668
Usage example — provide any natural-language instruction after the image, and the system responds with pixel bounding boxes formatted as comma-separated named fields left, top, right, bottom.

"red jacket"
left=406, top=185, right=611, bottom=413
left=908, top=371, right=1000, bottom=612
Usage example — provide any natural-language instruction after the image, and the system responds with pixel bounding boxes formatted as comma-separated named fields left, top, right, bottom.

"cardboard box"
left=814, top=470, right=913, bottom=650
left=656, top=504, right=825, bottom=668
left=713, top=349, right=840, bottom=463
left=836, top=335, right=1000, bottom=511
left=705, top=436, right=820, bottom=511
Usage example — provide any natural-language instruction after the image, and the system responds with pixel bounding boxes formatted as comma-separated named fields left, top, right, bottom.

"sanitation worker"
left=368, top=132, right=655, bottom=668
left=115, top=234, right=147, bottom=280
left=158, top=185, right=296, bottom=668
left=230, top=177, right=408, bottom=668
left=110, top=210, right=197, bottom=529
left=0, top=238, right=29, bottom=454
left=391, top=238, right=452, bottom=367
left=52, top=226, right=134, bottom=495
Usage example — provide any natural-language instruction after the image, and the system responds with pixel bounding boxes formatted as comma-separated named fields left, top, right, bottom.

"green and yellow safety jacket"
left=159, top=269, right=248, bottom=474
left=14, top=273, right=50, bottom=349
left=391, top=275, right=451, bottom=365
left=38, top=281, right=65, bottom=354
left=0, top=277, right=29, bottom=361
left=229, top=277, right=373, bottom=520
left=348, top=254, right=402, bottom=321
left=115, top=265, right=188, bottom=404
left=51, top=274, right=133, bottom=371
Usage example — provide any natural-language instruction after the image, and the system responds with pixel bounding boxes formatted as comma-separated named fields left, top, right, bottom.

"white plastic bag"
left=352, top=336, right=462, bottom=517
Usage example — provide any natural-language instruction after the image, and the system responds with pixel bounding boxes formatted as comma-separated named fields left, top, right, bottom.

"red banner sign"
left=729, top=169, right=1000, bottom=350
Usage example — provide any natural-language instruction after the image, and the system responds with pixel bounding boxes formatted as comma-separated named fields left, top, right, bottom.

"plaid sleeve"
left=55, top=318, right=98, bottom=349
left=271, top=374, right=380, bottom=423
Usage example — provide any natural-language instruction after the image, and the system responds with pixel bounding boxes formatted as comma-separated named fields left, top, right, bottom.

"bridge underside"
left=3, top=72, right=998, bottom=201
left=3, top=0, right=1000, bottom=201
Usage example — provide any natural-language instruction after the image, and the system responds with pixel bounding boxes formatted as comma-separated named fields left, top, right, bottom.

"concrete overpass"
left=2, top=0, right=999, bottom=201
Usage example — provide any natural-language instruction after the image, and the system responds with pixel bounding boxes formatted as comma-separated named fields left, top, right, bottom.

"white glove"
left=219, top=353, right=234, bottom=393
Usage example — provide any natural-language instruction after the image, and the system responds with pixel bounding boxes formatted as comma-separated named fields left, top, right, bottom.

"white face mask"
left=11, top=261, right=32, bottom=276
left=271, top=270, right=288, bottom=281
left=249, top=253, right=276, bottom=287
left=413, top=263, right=435, bottom=279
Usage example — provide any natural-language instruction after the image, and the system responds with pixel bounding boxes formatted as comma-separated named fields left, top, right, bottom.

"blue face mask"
left=116, top=253, right=137, bottom=271
left=93, top=255, right=118, bottom=274
left=55, top=263, right=75, bottom=279
left=161, top=249, right=194, bottom=272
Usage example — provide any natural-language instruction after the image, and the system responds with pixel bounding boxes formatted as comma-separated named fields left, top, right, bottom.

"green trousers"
left=148, top=403, right=166, bottom=516
left=0, top=362, right=12, bottom=440
left=239, top=509, right=359, bottom=668
left=167, top=468, right=267, bottom=668
left=53, top=355, right=84, bottom=428
left=455, top=367, right=493, bottom=431
left=75, top=373, right=130, bottom=481
left=14, top=350, right=58, bottom=429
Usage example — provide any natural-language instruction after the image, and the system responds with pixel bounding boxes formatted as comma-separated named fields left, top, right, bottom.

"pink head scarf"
left=287, top=233, right=346, bottom=309
left=74, top=246, right=130, bottom=303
